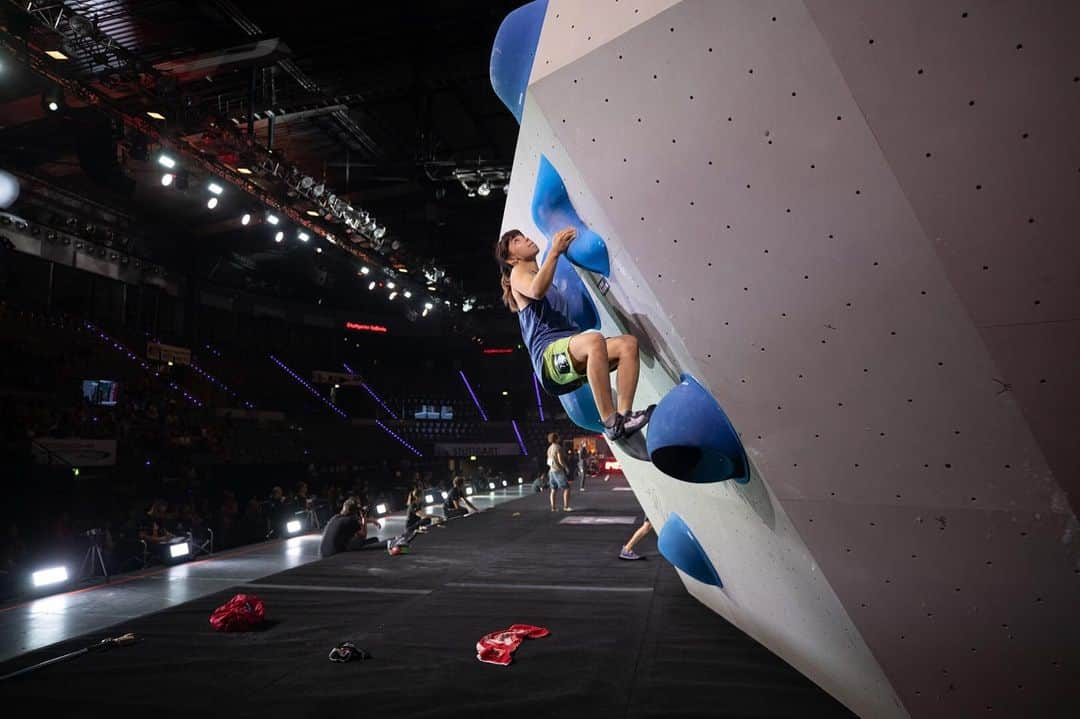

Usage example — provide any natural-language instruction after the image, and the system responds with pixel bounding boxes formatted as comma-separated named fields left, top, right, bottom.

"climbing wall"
left=492, top=1, right=1080, bottom=717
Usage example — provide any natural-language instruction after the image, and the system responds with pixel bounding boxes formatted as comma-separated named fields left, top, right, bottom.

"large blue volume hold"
left=646, top=374, right=749, bottom=484
left=657, top=512, right=723, bottom=587
left=532, top=155, right=611, bottom=277
left=490, top=0, right=549, bottom=124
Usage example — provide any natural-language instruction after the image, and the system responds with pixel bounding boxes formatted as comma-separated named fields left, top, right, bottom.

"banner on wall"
left=32, top=438, right=117, bottom=466
left=312, top=370, right=360, bottom=385
left=433, top=443, right=519, bottom=457
left=146, top=341, right=191, bottom=366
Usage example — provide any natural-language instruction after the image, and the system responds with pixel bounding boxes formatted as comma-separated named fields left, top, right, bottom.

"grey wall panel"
left=519, top=0, right=1080, bottom=716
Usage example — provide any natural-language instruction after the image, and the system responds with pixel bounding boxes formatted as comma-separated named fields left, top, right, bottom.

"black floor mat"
left=0, top=487, right=854, bottom=718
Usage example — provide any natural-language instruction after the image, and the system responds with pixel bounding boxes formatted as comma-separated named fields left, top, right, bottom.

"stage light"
left=286, top=520, right=302, bottom=535
left=241, top=213, right=251, bottom=226
left=360, top=266, right=370, bottom=275
left=488, top=482, right=496, bottom=490
left=306, top=209, right=320, bottom=217
left=46, top=100, right=60, bottom=112
left=298, top=231, right=309, bottom=242
left=441, top=491, right=449, bottom=500
left=208, top=182, right=223, bottom=195
left=267, top=213, right=280, bottom=225
left=502, top=480, right=508, bottom=487
left=375, top=503, right=388, bottom=515
left=373, top=225, right=386, bottom=239
left=46, top=50, right=69, bottom=60
left=147, top=111, right=165, bottom=120
left=161, top=173, right=174, bottom=187
left=425, top=494, right=435, bottom=504
left=368, top=281, right=376, bottom=290
left=315, top=247, right=323, bottom=254
left=32, top=566, right=68, bottom=588
left=274, top=231, right=284, bottom=243
left=403, top=291, right=412, bottom=299
left=386, top=281, right=395, bottom=289
left=465, top=487, right=474, bottom=496
left=237, top=167, right=252, bottom=175
left=388, top=292, right=397, bottom=300
left=169, top=542, right=191, bottom=559
left=517, top=477, right=523, bottom=484
left=502, top=391, right=508, bottom=396
left=158, top=154, right=177, bottom=169
left=72, top=468, right=80, bottom=477
left=206, top=197, right=218, bottom=209
left=477, top=182, right=491, bottom=197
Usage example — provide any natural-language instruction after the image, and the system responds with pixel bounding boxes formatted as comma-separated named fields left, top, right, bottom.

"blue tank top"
left=517, top=282, right=579, bottom=390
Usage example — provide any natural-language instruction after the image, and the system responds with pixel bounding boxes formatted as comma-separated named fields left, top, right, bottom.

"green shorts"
left=542, top=335, right=587, bottom=387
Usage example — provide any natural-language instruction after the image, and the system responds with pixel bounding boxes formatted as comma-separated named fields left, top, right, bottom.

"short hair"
left=547, top=432, right=559, bottom=444
left=341, top=498, right=359, bottom=515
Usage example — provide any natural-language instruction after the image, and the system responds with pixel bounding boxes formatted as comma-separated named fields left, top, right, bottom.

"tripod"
left=81, top=532, right=109, bottom=580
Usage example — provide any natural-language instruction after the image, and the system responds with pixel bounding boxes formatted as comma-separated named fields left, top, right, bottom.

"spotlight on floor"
left=169, top=542, right=191, bottom=559
left=32, top=566, right=68, bottom=588
left=425, top=493, right=435, bottom=505
left=286, top=520, right=303, bottom=535
left=375, top=503, right=388, bottom=515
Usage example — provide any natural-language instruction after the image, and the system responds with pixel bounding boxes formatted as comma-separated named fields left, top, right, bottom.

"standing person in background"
left=619, top=518, right=653, bottom=560
left=546, top=432, right=572, bottom=512
left=577, top=444, right=589, bottom=492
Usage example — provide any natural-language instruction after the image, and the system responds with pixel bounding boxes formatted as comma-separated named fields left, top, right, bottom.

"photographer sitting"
left=319, top=498, right=382, bottom=558
left=443, top=476, right=479, bottom=519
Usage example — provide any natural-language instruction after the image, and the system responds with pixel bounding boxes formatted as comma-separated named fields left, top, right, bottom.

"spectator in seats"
left=443, top=476, right=478, bottom=519
left=138, top=500, right=176, bottom=560
left=218, top=489, right=239, bottom=548
left=319, top=498, right=382, bottom=558
left=266, top=485, right=292, bottom=538
left=546, top=432, right=573, bottom=512
left=294, top=481, right=311, bottom=510
left=1, top=521, right=28, bottom=581
left=239, top=498, right=265, bottom=544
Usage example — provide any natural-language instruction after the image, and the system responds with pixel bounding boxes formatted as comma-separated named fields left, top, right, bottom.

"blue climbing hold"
left=646, top=374, right=749, bottom=484
left=657, top=512, right=723, bottom=587
left=558, top=382, right=605, bottom=434
left=532, top=155, right=611, bottom=277
left=490, top=0, right=549, bottom=124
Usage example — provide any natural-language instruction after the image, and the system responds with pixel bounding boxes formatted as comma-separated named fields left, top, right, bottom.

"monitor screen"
left=82, top=380, right=120, bottom=406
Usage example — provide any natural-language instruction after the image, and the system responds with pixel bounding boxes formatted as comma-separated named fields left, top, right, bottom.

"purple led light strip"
left=459, top=370, right=488, bottom=421
left=84, top=321, right=202, bottom=407
left=511, top=419, right=528, bottom=456
left=268, top=354, right=348, bottom=419
left=190, top=361, right=254, bottom=409
left=532, top=374, right=545, bottom=422
left=375, top=419, right=422, bottom=457
left=360, top=383, right=398, bottom=419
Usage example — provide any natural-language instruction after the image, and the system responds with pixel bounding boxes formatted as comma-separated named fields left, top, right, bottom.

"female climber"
left=495, top=227, right=653, bottom=441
